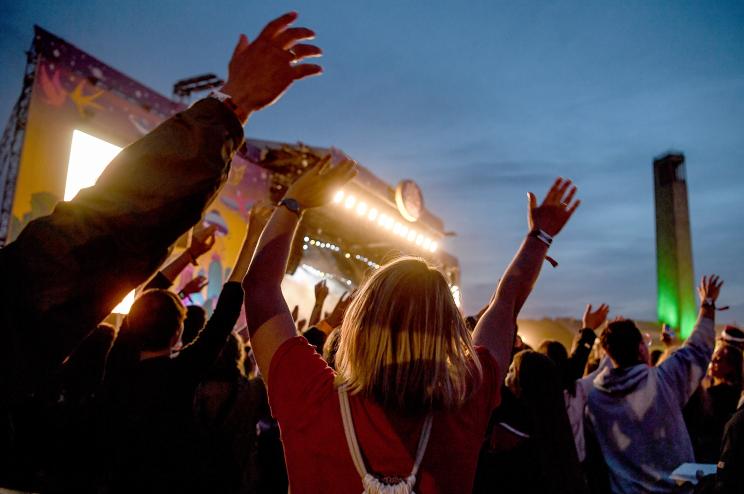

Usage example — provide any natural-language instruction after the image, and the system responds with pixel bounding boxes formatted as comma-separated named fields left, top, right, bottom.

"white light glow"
left=65, top=130, right=123, bottom=201
left=450, top=285, right=462, bottom=309
left=112, top=290, right=136, bottom=315
left=330, top=188, right=442, bottom=254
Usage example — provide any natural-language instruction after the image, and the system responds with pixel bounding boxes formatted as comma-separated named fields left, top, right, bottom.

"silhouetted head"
left=537, top=340, right=568, bottom=367
left=600, top=319, right=648, bottom=368
left=208, top=333, right=248, bottom=381
left=125, top=289, right=186, bottom=352
left=335, top=257, right=481, bottom=413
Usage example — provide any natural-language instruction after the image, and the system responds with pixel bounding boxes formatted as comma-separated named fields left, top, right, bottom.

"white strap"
left=338, top=384, right=433, bottom=492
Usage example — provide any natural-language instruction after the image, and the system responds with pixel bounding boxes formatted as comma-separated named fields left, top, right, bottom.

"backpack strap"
left=339, top=383, right=369, bottom=479
left=338, top=384, right=434, bottom=491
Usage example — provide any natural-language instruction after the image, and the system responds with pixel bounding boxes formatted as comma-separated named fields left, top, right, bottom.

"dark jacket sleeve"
left=0, top=98, right=243, bottom=397
left=142, top=271, right=173, bottom=291
left=566, top=328, right=597, bottom=383
left=177, top=282, right=244, bottom=381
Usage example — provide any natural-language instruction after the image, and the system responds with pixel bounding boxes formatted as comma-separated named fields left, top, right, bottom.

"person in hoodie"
left=585, top=274, right=724, bottom=494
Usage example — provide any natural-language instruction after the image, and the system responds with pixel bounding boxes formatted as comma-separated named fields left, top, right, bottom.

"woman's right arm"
left=473, top=178, right=580, bottom=385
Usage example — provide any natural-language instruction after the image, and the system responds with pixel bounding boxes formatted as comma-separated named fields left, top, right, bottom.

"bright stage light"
left=65, top=130, right=123, bottom=201
left=66, top=130, right=135, bottom=313
left=331, top=188, right=442, bottom=254
left=112, top=289, right=136, bottom=315
left=450, top=285, right=462, bottom=309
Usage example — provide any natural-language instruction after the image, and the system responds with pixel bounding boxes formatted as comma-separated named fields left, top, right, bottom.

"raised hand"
left=325, top=291, right=354, bottom=329
left=315, top=280, right=329, bottom=301
left=582, top=303, right=609, bottom=330
left=528, top=178, right=580, bottom=237
left=698, top=274, right=723, bottom=305
left=221, top=12, right=323, bottom=119
left=285, top=156, right=357, bottom=210
left=189, top=224, right=217, bottom=259
left=180, top=275, right=208, bottom=297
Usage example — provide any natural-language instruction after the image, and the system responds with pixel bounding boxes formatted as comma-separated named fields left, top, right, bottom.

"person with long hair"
left=684, top=336, right=743, bottom=463
left=242, top=156, right=580, bottom=493
left=473, top=350, right=588, bottom=494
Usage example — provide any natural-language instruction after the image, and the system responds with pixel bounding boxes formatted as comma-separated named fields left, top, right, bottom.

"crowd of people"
left=0, top=11, right=741, bottom=494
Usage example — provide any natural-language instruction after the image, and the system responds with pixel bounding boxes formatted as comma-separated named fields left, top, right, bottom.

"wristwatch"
left=278, top=198, right=302, bottom=218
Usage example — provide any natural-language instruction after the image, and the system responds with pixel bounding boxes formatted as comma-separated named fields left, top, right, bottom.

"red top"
left=268, top=336, right=501, bottom=493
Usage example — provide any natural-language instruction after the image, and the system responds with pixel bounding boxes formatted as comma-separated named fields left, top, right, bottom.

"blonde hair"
left=335, top=257, right=482, bottom=413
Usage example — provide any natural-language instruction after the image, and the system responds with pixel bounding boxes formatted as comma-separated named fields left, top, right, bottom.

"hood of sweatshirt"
left=593, top=363, right=649, bottom=395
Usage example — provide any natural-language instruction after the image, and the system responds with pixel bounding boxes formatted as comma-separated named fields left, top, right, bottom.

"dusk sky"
left=2, top=1, right=743, bottom=324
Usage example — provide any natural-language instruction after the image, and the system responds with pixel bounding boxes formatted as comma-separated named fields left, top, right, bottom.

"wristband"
left=528, top=228, right=553, bottom=247
left=208, top=90, right=245, bottom=122
left=278, top=198, right=303, bottom=218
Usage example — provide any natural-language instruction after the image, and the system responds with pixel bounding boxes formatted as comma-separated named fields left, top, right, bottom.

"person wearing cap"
left=684, top=326, right=744, bottom=463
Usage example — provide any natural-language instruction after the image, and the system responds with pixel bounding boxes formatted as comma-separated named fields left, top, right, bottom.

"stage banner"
left=9, top=26, right=270, bottom=312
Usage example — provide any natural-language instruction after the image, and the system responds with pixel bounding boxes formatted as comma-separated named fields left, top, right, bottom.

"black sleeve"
left=0, top=98, right=243, bottom=397
left=302, top=327, right=327, bottom=355
left=142, top=271, right=173, bottom=291
left=566, top=329, right=596, bottom=382
left=711, top=408, right=744, bottom=493
left=177, top=281, right=244, bottom=381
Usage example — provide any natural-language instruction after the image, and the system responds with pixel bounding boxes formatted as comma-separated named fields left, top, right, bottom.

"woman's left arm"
left=242, top=158, right=356, bottom=383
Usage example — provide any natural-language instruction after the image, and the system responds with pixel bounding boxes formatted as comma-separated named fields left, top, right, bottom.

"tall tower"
left=654, top=152, right=697, bottom=338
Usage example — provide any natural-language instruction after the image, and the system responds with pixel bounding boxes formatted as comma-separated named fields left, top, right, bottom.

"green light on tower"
left=654, top=153, right=697, bottom=339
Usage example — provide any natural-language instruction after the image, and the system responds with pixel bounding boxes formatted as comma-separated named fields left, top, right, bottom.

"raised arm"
left=309, top=280, right=329, bottom=327
left=0, top=12, right=324, bottom=397
left=177, top=202, right=280, bottom=373
left=143, top=223, right=217, bottom=291
left=473, top=178, right=580, bottom=383
left=243, top=158, right=356, bottom=384
left=659, top=275, right=723, bottom=405
left=566, top=304, right=608, bottom=382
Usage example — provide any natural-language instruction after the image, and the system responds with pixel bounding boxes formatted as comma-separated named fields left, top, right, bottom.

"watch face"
left=395, top=180, right=424, bottom=222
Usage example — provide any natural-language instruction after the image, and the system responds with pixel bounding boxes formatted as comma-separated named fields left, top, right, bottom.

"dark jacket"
left=0, top=98, right=243, bottom=402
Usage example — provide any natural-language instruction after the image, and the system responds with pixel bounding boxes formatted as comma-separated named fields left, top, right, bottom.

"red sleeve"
left=475, top=346, right=502, bottom=411
left=267, top=336, right=336, bottom=426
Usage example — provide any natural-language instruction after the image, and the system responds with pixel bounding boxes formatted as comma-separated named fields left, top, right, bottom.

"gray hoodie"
left=586, top=314, right=715, bottom=494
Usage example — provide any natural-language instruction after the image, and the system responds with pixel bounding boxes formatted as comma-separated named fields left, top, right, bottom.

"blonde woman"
left=242, top=157, right=579, bottom=493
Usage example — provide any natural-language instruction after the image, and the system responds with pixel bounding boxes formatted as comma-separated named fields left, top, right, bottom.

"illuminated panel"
left=65, top=130, right=123, bottom=200
left=67, top=129, right=134, bottom=313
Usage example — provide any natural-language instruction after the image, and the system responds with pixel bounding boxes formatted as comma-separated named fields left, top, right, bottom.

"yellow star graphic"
left=70, top=80, right=104, bottom=116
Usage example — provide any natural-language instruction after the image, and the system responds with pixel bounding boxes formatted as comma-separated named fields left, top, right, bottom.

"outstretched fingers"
left=290, top=44, right=322, bottom=61
left=545, top=177, right=564, bottom=204
left=275, top=27, right=316, bottom=49
left=258, top=11, right=299, bottom=41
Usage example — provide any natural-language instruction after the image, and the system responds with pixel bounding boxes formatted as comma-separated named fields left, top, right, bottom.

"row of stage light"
left=332, top=190, right=438, bottom=253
